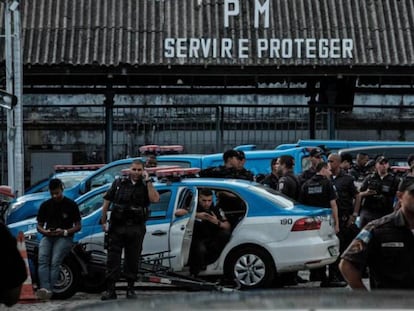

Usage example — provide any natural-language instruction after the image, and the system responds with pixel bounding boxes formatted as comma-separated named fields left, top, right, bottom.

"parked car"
left=24, top=170, right=96, bottom=195
left=5, top=146, right=316, bottom=224
left=23, top=170, right=339, bottom=298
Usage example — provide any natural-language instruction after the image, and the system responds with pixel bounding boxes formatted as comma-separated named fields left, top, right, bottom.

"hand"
left=142, top=170, right=149, bottom=181
left=102, top=223, right=108, bottom=232
left=335, top=223, right=340, bottom=234
left=346, top=215, right=356, bottom=227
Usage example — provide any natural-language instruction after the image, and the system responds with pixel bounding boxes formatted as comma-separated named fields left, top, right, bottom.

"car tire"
left=52, top=256, right=81, bottom=299
left=225, top=246, right=276, bottom=289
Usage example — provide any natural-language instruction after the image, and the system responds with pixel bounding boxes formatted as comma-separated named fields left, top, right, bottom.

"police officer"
left=261, top=157, right=280, bottom=190
left=339, top=183, right=414, bottom=289
left=327, top=153, right=358, bottom=286
left=100, top=160, right=160, bottom=300
left=299, top=147, right=324, bottom=186
left=299, top=161, right=339, bottom=286
left=277, top=155, right=300, bottom=200
left=199, top=149, right=254, bottom=181
left=353, top=156, right=400, bottom=228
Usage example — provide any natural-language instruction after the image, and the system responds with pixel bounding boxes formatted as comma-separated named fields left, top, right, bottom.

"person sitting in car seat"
left=177, top=188, right=231, bottom=277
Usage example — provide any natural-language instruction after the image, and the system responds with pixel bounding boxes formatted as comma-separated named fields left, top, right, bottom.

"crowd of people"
left=259, top=147, right=414, bottom=290
left=3, top=146, right=414, bottom=307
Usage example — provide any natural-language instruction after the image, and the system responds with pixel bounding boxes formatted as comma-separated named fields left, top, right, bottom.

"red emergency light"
left=156, top=167, right=200, bottom=179
left=54, top=164, right=105, bottom=172
left=0, top=185, right=15, bottom=198
left=121, top=165, right=182, bottom=177
left=139, top=144, right=184, bottom=155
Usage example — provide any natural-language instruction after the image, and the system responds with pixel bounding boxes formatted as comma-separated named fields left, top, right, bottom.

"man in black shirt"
left=277, top=155, right=300, bottom=200
left=299, top=147, right=324, bottom=185
left=184, top=188, right=231, bottom=276
left=353, top=156, right=399, bottom=228
left=36, top=178, right=81, bottom=300
left=101, top=160, right=159, bottom=300
left=262, top=157, right=280, bottom=190
left=299, top=161, right=339, bottom=286
left=340, top=184, right=414, bottom=289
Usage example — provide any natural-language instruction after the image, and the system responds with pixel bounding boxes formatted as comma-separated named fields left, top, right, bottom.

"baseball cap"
left=375, top=155, right=389, bottom=164
left=310, top=148, right=324, bottom=157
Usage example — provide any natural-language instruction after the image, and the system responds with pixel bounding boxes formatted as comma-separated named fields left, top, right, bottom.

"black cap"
left=310, top=148, right=324, bottom=157
left=375, top=155, right=389, bottom=164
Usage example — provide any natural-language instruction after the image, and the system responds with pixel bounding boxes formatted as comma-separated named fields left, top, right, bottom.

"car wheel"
left=225, top=246, right=275, bottom=289
left=52, top=256, right=81, bottom=299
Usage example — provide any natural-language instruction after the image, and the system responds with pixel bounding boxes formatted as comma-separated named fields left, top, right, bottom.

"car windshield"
left=249, top=184, right=295, bottom=209
left=58, top=173, right=91, bottom=189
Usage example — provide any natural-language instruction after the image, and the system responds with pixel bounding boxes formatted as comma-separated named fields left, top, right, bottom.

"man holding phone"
left=36, top=178, right=81, bottom=300
left=100, top=159, right=159, bottom=300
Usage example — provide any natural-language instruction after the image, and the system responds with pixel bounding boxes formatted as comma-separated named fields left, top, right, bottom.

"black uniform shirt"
left=360, top=172, right=399, bottom=213
left=278, top=172, right=300, bottom=200
left=193, top=203, right=227, bottom=240
left=104, top=177, right=150, bottom=207
left=262, top=173, right=279, bottom=190
left=299, top=174, right=336, bottom=208
left=341, top=210, right=414, bottom=289
left=332, top=169, right=357, bottom=213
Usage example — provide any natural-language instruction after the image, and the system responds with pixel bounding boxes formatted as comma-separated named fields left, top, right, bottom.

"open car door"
left=168, top=187, right=198, bottom=270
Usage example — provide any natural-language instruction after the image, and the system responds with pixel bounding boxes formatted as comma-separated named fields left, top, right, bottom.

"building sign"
left=164, top=0, right=353, bottom=60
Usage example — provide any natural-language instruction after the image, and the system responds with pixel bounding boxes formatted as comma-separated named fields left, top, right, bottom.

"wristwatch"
left=63, top=229, right=68, bottom=237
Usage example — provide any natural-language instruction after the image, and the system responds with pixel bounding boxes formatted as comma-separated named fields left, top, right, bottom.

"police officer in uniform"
left=299, top=147, right=324, bottom=186
left=101, top=160, right=159, bottom=300
left=277, top=155, right=300, bottom=200
left=299, top=161, right=339, bottom=286
left=353, top=156, right=400, bottom=228
left=340, top=183, right=414, bottom=289
left=199, top=149, right=254, bottom=181
left=327, top=153, right=358, bottom=286
left=262, top=157, right=280, bottom=190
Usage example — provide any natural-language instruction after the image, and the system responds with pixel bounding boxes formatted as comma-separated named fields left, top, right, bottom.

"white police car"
left=25, top=167, right=339, bottom=297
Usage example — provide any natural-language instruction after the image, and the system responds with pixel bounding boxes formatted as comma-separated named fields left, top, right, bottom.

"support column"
left=104, top=88, right=114, bottom=163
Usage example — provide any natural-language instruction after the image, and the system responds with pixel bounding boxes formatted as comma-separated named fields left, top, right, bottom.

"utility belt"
left=110, top=203, right=149, bottom=225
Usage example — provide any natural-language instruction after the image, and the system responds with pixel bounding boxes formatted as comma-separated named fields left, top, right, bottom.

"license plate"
left=329, top=246, right=339, bottom=257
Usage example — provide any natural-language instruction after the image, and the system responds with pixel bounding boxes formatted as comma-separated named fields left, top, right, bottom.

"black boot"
left=101, top=283, right=117, bottom=301
left=126, top=281, right=137, bottom=299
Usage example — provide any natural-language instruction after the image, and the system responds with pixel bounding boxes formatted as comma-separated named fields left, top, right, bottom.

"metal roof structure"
left=0, top=0, right=413, bottom=87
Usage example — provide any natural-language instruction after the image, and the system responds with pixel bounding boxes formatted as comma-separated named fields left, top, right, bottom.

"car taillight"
left=291, top=217, right=321, bottom=231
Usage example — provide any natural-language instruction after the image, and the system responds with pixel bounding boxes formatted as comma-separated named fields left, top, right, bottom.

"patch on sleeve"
left=356, top=229, right=372, bottom=244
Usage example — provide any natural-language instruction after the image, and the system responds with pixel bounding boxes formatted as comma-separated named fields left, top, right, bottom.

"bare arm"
left=101, top=199, right=111, bottom=231
left=330, top=199, right=339, bottom=233
left=339, top=259, right=368, bottom=290
left=147, top=181, right=160, bottom=203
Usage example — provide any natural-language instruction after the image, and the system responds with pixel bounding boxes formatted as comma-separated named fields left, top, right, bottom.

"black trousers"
left=105, top=222, right=146, bottom=283
left=188, top=230, right=230, bottom=276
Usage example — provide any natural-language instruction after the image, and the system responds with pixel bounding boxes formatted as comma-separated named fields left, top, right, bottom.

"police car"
left=22, top=167, right=338, bottom=298
left=6, top=145, right=316, bottom=225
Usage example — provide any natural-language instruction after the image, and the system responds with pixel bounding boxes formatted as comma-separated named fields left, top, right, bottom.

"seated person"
left=176, top=188, right=231, bottom=276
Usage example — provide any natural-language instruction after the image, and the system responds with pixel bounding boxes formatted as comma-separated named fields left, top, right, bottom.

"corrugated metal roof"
left=0, top=0, right=413, bottom=67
